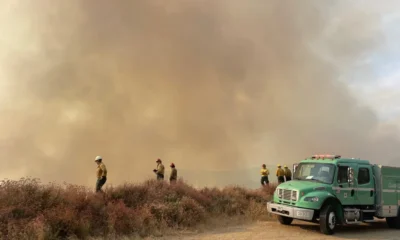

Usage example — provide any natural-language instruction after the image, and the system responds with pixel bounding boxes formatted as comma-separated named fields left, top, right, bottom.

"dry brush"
left=0, top=178, right=276, bottom=239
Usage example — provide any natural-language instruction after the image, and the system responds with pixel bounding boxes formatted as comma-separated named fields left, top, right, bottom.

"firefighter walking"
left=94, top=156, right=107, bottom=192
left=169, top=163, right=177, bottom=183
left=153, top=159, right=165, bottom=180
left=276, top=164, right=285, bottom=184
left=260, top=164, right=269, bottom=186
left=284, top=165, right=292, bottom=181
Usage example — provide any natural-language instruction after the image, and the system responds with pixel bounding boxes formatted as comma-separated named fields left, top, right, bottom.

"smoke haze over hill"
left=0, top=0, right=400, bottom=186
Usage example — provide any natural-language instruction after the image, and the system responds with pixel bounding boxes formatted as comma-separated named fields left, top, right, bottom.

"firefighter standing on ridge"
left=276, top=164, right=285, bottom=184
left=94, top=156, right=107, bottom=192
left=153, top=159, right=165, bottom=180
left=260, top=164, right=269, bottom=186
left=169, top=163, right=177, bottom=183
left=284, top=165, right=292, bottom=181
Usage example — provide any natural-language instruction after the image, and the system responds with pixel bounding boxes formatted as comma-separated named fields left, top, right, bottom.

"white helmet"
left=95, top=156, right=102, bottom=161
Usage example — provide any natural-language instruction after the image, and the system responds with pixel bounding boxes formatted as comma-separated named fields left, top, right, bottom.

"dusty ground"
left=157, top=219, right=400, bottom=240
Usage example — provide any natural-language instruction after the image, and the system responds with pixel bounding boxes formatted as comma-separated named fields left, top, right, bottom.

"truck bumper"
left=267, top=202, right=314, bottom=221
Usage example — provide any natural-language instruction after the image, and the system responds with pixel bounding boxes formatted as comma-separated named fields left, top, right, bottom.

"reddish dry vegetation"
left=0, top=178, right=276, bottom=239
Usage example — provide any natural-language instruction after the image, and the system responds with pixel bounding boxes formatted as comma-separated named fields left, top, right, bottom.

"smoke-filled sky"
left=1, top=0, right=400, bottom=187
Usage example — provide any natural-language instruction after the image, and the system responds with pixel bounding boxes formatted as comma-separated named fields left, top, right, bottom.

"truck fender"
left=320, top=197, right=344, bottom=224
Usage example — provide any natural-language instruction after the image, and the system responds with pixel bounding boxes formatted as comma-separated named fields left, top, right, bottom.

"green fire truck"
left=267, top=154, right=400, bottom=235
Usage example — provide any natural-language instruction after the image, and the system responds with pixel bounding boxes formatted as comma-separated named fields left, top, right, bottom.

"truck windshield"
left=293, top=163, right=335, bottom=184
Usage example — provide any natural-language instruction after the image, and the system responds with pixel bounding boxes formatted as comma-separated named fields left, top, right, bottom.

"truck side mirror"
left=293, top=164, right=298, bottom=174
left=347, top=167, right=354, bottom=185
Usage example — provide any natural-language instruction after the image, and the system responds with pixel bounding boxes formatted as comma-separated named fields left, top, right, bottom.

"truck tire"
left=319, top=204, right=336, bottom=235
left=277, top=215, right=293, bottom=225
left=386, top=217, right=400, bottom=229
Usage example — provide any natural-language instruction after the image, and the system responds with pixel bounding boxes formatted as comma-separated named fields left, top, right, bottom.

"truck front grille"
left=277, top=188, right=298, bottom=202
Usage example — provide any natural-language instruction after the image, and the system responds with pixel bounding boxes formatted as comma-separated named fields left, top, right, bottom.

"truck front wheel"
left=319, top=204, right=336, bottom=235
left=277, top=215, right=293, bottom=225
left=386, top=217, right=400, bottom=229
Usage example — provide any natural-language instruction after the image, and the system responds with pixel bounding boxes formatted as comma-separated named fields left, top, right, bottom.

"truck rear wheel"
left=319, top=204, right=336, bottom=235
left=277, top=215, right=293, bottom=225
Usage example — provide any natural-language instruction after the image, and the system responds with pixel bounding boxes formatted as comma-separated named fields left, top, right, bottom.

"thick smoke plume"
left=0, top=0, right=399, bottom=186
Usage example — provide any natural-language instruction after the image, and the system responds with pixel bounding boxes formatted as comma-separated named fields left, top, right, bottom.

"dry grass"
left=0, top=178, right=276, bottom=239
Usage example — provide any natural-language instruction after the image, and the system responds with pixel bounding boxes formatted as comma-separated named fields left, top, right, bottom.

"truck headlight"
left=304, top=196, right=319, bottom=202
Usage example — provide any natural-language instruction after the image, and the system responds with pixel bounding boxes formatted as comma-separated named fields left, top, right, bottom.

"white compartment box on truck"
left=373, top=165, right=400, bottom=218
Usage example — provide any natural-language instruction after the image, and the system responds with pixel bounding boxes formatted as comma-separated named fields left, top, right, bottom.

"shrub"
left=0, top=178, right=276, bottom=239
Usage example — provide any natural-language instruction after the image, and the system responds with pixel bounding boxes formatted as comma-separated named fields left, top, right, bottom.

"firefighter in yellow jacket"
left=260, top=164, right=269, bottom=186
left=94, top=156, right=107, bottom=192
left=169, top=163, right=178, bottom=183
left=284, top=165, right=292, bottom=181
left=153, top=159, right=165, bottom=180
left=276, top=164, right=285, bottom=184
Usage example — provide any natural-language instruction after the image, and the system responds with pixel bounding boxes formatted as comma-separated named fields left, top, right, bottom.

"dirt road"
left=168, top=220, right=400, bottom=240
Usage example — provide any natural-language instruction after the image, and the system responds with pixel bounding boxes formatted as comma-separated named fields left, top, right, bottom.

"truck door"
left=356, top=164, right=374, bottom=205
left=397, top=181, right=400, bottom=207
left=335, top=164, right=357, bottom=205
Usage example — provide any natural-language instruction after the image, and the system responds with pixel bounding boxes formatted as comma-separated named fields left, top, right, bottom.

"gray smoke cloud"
left=0, top=0, right=399, bottom=186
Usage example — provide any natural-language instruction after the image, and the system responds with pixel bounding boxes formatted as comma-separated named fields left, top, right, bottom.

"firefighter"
left=276, top=164, right=285, bottom=184
left=94, top=156, right=107, bottom=192
left=260, top=164, right=269, bottom=186
left=284, top=165, right=292, bottom=181
left=153, top=159, right=165, bottom=180
left=169, top=163, right=178, bottom=183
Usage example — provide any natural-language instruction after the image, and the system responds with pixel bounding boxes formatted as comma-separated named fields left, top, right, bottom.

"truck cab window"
left=337, top=166, right=348, bottom=183
left=293, top=163, right=335, bottom=184
left=358, top=168, right=370, bottom=185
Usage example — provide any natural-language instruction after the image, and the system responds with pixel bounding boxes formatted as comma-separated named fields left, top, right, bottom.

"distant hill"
left=175, top=165, right=278, bottom=189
